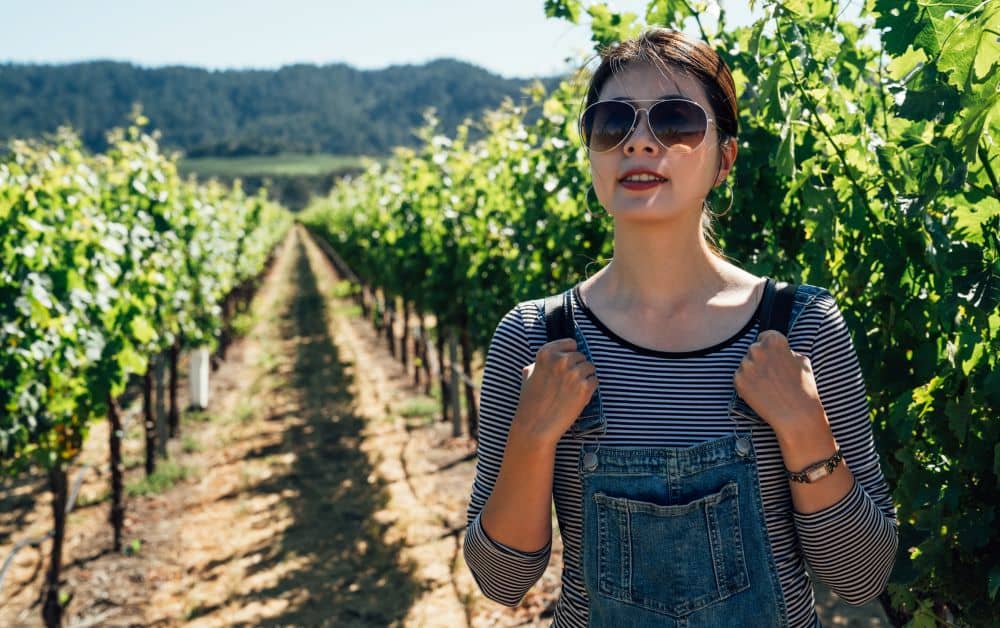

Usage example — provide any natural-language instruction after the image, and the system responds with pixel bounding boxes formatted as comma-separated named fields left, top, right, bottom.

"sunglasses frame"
left=578, top=98, right=716, bottom=154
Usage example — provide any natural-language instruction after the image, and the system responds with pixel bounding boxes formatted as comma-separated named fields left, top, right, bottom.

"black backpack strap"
left=543, top=288, right=575, bottom=343
left=758, top=278, right=798, bottom=336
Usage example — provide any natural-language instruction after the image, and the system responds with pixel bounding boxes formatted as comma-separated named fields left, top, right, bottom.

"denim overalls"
left=550, top=278, right=827, bottom=627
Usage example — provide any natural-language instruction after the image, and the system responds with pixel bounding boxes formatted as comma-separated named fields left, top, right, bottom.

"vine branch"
left=978, top=141, right=1000, bottom=200
left=774, top=20, right=882, bottom=228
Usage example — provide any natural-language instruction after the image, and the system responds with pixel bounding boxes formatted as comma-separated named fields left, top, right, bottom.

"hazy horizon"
left=1, top=0, right=761, bottom=80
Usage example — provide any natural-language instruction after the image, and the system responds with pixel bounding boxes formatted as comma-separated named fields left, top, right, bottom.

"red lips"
left=618, top=168, right=669, bottom=182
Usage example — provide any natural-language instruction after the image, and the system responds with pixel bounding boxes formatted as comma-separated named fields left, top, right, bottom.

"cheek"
left=589, top=158, right=618, bottom=199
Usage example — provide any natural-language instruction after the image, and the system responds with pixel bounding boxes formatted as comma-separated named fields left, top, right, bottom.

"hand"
left=512, top=338, right=599, bottom=448
left=733, top=330, right=828, bottom=437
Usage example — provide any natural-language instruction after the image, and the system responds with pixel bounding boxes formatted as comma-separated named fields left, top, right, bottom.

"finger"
left=759, top=330, right=788, bottom=347
left=568, top=351, right=590, bottom=365
left=556, top=337, right=579, bottom=349
left=576, top=361, right=597, bottom=376
left=560, top=353, right=591, bottom=372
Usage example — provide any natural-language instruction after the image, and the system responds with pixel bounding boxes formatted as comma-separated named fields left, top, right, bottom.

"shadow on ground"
left=188, top=235, right=424, bottom=626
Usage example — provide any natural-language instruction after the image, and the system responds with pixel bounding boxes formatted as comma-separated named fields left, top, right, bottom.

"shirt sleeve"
left=462, top=302, right=552, bottom=607
left=792, top=293, right=900, bottom=606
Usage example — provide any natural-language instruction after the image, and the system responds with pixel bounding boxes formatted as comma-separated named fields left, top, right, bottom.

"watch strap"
left=786, top=449, right=843, bottom=483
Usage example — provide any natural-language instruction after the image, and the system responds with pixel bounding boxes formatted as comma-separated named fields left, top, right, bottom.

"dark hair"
left=578, top=27, right=739, bottom=259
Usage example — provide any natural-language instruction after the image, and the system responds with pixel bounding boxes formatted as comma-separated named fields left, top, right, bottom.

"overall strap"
left=543, top=278, right=800, bottom=342
left=543, top=288, right=575, bottom=342
left=759, top=278, right=799, bottom=336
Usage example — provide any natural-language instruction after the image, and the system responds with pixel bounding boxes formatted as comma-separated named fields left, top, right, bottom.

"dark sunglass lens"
left=582, top=101, right=635, bottom=152
left=649, top=100, right=707, bottom=150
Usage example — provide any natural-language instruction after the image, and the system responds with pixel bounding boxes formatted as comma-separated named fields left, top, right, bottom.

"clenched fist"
left=511, top=338, right=599, bottom=448
left=733, top=330, right=828, bottom=435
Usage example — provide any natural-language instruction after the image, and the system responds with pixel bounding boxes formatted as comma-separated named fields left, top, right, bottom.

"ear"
left=715, top=137, right=738, bottom=186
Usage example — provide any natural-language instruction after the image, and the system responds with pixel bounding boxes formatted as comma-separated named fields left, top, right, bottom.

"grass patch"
left=183, top=408, right=214, bottom=424
left=331, top=302, right=362, bottom=317
left=235, top=400, right=255, bottom=424
left=330, top=279, right=360, bottom=299
left=76, top=487, right=110, bottom=507
left=231, top=310, right=256, bottom=337
left=257, top=349, right=279, bottom=375
left=181, top=433, right=202, bottom=453
left=397, top=397, right=438, bottom=421
left=247, top=373, right=278, bottom=399
left=126, top=460, right=193, bottom=497
left=123, top=538, right=142, bottom=556
left=124, top=418, right=145, bottom=442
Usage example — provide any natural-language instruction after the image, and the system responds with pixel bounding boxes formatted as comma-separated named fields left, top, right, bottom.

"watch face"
left=806, top=466, right=828, bottom=482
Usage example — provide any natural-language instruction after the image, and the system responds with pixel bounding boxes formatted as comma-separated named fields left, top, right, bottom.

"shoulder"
left=789, top=282, right=836, bottom=320
left=487, top=295, right=551, bottom=360
left=491, top=287, right=576, bottom=356
left=784, top=282, right=845, bottom=356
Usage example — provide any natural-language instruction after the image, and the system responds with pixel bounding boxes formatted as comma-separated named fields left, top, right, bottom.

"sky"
left=0, top=0, right=765, bottom=79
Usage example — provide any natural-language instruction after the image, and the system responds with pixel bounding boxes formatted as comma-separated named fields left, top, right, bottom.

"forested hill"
left=0, top=59, right=564, bottom=157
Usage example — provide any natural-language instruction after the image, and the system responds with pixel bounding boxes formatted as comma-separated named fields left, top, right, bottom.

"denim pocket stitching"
left=592, top=482, right=750, bottom=618
left=594, top=493, right=621, bottom=600
left=720, top=482, right=751, bottom=599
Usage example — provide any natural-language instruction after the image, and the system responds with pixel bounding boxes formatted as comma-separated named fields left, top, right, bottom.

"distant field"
left=178, top=153, right=376, bottom=177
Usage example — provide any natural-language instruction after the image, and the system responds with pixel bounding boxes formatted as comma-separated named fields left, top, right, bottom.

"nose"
left=623, top=108, right=660, bottom=153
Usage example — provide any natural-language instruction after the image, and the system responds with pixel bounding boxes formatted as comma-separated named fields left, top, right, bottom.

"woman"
left=463, top=28, right=898, bottom=628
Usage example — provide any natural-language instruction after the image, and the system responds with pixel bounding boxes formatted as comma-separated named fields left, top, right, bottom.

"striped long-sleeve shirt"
left=463, top=283, right=899, bottom=628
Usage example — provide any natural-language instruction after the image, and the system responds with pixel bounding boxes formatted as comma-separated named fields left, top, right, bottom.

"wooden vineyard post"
left=413, top=321, right=422, bottom=388
left=386, top=294, right=396, bottom=358
left=422, top=315, right=433, bottom=395
left=371, top=289, right=380, bottom=331
left=41, top=465, right=68, bottom=628
left=437, top=318, right=449, bottom=424
left=108, top=393, right=125, bottom=552
left=143, top=364, right=156, bottom=475
left=401, top=300, right=411, bottom=371
left=460, top=323, right=479, bottom=441
left=168, top=340, right=180, bottom=438
left=448, top=327, right=462, bottom=437
left=155, top=353, right=169, bottom=460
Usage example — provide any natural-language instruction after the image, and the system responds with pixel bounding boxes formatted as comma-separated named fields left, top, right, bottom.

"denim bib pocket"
left=591, top=481, right=750, bottom=618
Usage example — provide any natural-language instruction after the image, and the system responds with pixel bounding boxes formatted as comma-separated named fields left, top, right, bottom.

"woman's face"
left=588, top=62, right=724, bottom=224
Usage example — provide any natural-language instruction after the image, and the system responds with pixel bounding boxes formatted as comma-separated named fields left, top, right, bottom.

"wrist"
left=774, top=413, right=840, bottom=472
left=509, top=417, right=559, bottom=456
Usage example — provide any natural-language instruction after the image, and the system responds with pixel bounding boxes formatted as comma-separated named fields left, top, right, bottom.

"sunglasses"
left=578, top=98, right=715, bottom=154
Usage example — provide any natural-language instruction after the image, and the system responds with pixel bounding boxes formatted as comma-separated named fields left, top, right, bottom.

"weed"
left=235, top=400, right=254, bottom=424
left=330, top=279, right=359, bottom=299
left=76, top=488, right=110, bottom=507
left=181, top=434, right=202, bottom=453
left=396, top=397, right=438, bottom=420
left=331, top=302, right=362, bottom=317
left=126, top=460, right=192, bottom=496
left=123, top=538, right=142, bottom=556
left=231, top=311, right=256, bottom=337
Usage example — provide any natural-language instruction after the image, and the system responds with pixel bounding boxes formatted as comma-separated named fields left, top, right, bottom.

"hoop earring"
left=705, top=179, right=734, bottom=218
left=584, top=184, right=610, bottom=222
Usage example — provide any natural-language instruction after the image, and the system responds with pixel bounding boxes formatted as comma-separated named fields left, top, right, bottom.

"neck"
left=590, top=214, right=731, bottom=316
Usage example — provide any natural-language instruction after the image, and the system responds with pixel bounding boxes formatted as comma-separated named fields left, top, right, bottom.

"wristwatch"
left=786, top=449, right=843, bottom=483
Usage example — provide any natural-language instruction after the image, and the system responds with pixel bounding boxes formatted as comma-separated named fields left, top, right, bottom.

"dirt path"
left=0, top=224, right=889, bottom=627
left=0, top=225, right=551, bottom=627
